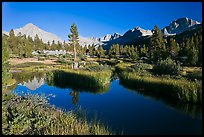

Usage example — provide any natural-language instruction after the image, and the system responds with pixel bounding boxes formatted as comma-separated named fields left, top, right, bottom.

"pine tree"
left=141, top=44, right=148, bottom=57
left=115, top=44, right=120, bottom=59
left=50, top=40, right=55, bottom=50
left=21, top=35, right=33, bottom=58
left=17, top=34, right=24, bottom=57
left=123, top=45, right=129, bottom=58
left=97, top=45, right=105, bottom=58
left=89, top=44, right=96, bottom=56
left=108, top=45, right=116, bottom=59
left=188, top=37, right=198, bottom=66
left=34, top=34, right=40, bottom=51
left=150, top=25, right=167, bottom=62
left=197, top=33, right=202, bottom=66
left=169, top=38, right=179, bottom=59
left=45, top=41, right=50, bottom=50
left=2, top=35, right=12, bottom=86
left=8, top=29, right=18, bottom=55
left=119, top=45, right=124, bottom=57
left=63, top=40, right=66, bottom=50
left=57, top=41, right=61, bottom=50
left=68, top=23, right=79, bottom=68
left=129, top=45, right=138, bottom=60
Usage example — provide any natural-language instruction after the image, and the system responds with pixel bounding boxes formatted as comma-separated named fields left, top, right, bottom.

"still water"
left=11, top=72, right=202, bottom=135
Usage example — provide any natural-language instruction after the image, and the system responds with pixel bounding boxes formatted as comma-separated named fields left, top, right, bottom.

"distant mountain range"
left=2, top=17, right=201, bottom=48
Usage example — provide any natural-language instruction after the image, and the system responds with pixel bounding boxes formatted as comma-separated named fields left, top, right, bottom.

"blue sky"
left=2, top=2, right=202, bottom=41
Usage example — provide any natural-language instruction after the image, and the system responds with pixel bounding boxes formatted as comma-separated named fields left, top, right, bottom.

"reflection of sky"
left=12, top=80, right=202, bottom=135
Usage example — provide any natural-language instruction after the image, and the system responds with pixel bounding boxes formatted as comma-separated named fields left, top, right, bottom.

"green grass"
left=119, top=71, right=202, bottom=104
left=186, top=69, right=202, bottom=81
left=116, top=62, right=202, bottom=104
left=46, top=69, right=112, bottom=93
left=2, top=93, right=113, bottom=135
left=12, top=62, right=45, bottom=68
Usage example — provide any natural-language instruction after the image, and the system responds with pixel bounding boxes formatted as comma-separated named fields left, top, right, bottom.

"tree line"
left=3, top=24, right=202, bottom=67
left=105, top=25, right=202, bottom=67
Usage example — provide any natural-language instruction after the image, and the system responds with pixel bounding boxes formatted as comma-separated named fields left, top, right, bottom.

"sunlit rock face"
left=161, top=17, right=201, bottom=35
left=122, top=26, right=152, bottom=40
left=19, top=76, right=45, bottom=91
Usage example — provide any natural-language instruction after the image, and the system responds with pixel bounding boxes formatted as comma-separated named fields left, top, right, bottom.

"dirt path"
left=9, top=57, right=58, bottom=65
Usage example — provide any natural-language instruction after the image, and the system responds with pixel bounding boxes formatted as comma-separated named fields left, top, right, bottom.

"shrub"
left=153, top=58, right=181, bottom=75
left=186, top=70, right=202, bottom=81
left=57, top=57, right=67, bottom=64
left=84, top=65, right=111, bottom=72
left=78, top=54, right=87, bottom=61
left=129, top=63, right=152, bottom=72
left=2, top=93, right=112, bottom=135
left=38, top=57, right=45, bottom=61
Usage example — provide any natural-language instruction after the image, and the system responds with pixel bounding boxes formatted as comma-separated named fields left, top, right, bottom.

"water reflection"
left=119, top=80, right=202, bottom=119
left=45, top=70, right=110, bottom=94
left=12, top=70, right=111, bottom=106
left=19, top=76, right=45, bottom=90
left=11, top=70, right=202, bottom=119
left=70, top=90, right=80, bottom=106
left=12, top=71, right=46, bottom=84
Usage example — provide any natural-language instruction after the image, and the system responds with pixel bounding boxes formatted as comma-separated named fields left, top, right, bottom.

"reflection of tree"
left=12, top=71, right=45, bottom=84
left=70, top=89, right=80, bottom=106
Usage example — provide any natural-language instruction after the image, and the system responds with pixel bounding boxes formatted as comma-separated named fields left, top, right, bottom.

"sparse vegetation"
left=2, top=93, right=112, bottom=135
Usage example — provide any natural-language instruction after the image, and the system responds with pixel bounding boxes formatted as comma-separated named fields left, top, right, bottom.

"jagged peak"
left=172, top=17, right=200, bottom=24
left=114, top=32, right=120, bottom=35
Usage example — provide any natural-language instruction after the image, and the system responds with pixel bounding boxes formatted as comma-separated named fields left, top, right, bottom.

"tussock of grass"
left=2, top=93, right=113, bottom=135
left=46, top=69, right=112, bottom=93
left=63, top=67, right=113, bottom=85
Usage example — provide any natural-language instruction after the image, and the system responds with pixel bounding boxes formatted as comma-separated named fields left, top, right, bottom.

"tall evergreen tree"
left=129, top=45, right=138, bottom=60
left=34, top=34, right=40, bottom=51
left=8, top=29, right=18, bottom=55
left=188, top=37, right=198, bottom=66
left=97, top=45, right=105, bottom=58
left=140, top=44, right=148, bottom=57
left=115, top=44, right=120, bottom=59
left=169, top=38, right=179, bottom=59
left=150, top=25, right=167, bottom=62
left=2, top=35, right=12, bottom=86
left=68, top=23, right=79, bottom=68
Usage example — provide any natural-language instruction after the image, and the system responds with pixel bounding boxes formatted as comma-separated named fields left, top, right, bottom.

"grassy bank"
left=2, top=93, right=113, bottom=135
left=46, top=68, right=112, bottom=94
left=119, top=71, right=202, bottom=104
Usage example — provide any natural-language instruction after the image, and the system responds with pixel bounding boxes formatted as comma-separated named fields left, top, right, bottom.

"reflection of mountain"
left=19, top=76, right=45, bottom=91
